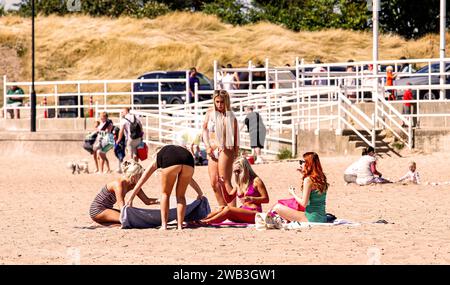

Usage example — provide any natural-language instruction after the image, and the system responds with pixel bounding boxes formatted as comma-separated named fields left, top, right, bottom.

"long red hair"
left=302, top=152, right=328, bottom=194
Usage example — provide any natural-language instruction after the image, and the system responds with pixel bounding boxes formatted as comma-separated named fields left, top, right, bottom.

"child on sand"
left=397, top=161, right=420, bottom=185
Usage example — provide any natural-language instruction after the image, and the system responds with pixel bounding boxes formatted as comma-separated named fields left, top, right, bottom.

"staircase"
left=342, top=129, right=402, bottom=157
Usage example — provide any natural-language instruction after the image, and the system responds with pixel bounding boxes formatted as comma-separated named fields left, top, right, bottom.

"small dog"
left=67, top=160, right=89, bottom=174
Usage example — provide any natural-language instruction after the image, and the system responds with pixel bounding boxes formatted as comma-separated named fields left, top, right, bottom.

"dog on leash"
left=67, top=160, right=89, bottom=174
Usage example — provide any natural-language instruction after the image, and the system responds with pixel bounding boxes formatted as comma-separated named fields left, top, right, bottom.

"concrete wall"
left=296, top=130, right=362, bottom=157
left=413, top=129, right=450, bottom=153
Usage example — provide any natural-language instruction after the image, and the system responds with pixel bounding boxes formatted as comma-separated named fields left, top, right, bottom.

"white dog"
left=67, top=159, right=89, bottom=174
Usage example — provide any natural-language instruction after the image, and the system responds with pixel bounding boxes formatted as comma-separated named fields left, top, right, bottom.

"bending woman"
left=202, top=89, right=240, bottom=209
left=200, top=157, right=269, bottom=224
left=270, top=152, right=328, bottom=223
left=126, top=145, right=204, bottom=230
left=89, top=160, right=159, bottom=226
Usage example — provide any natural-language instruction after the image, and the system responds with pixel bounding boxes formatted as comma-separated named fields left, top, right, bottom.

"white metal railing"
left=4, top=57, right=450, bottom=153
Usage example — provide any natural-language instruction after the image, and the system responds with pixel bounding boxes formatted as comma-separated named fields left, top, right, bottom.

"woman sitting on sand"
left=126, top=145, right=204, bottom=230
left=199, top=157, right=269, bottom=224
left=269, top=152, right=328, bottom=223
left=89, top=160, right=159, bottom=226
left=356, top=146, right=392, bottom=185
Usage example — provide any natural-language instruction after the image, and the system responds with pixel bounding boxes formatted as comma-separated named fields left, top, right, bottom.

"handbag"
left=136, top=142, right=148, bottom=161
left=99, top=131, right=114, bottom=153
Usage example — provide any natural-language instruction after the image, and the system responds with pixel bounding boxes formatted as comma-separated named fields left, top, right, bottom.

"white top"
left=344, top=160, right=360, bottom=175
left=221, top=73, right=236, bottom=90
left=120, top=113, right=140, bottom=140
left=398, top=170, right=420, bottom=184
left=356, top=155, right=377, bottom=185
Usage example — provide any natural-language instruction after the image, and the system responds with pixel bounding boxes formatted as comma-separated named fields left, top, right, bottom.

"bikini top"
left=238, top=178, right=261, bottom=199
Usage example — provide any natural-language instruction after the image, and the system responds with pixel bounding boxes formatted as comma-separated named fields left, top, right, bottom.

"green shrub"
left=136, top=1, right=170, bottom=19
left=277, top=147, right=293, bottom=160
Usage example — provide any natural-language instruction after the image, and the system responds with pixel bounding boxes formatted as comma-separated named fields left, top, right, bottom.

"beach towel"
left=255, top=212, right=360, bottom=231
left=120, top=197, right=211, bottom=229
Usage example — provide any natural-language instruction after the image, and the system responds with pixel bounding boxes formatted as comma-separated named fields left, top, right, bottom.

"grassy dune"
left=0, top=12, right=448, bottom=104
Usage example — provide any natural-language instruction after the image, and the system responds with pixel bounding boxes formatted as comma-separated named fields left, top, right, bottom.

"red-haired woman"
left=270, top=152, right=328, bottom=223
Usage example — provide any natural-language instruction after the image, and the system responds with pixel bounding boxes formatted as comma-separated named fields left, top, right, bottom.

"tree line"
left=1, top=0, right=448, bottom=39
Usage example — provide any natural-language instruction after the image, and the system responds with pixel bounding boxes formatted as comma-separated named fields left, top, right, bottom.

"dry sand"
left=1, top=149, right=450, bottom=265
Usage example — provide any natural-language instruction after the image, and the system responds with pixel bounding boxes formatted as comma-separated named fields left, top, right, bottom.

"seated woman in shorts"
left=269, top=152, right=328, bottom=223
left=199, top=157, right=269, bottom=224
left=89, top=160, right=159, bottom=226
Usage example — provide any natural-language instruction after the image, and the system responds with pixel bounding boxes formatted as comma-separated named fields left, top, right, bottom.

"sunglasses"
left=299, top=160, right=305, bottom=166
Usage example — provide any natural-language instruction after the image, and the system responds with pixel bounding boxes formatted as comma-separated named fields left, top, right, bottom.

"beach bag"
left=125, top=115, right=142, bottom=140
left=255, top=212, right=284, bottom=230
left=137, top=142, right=148, bottom=161
left=82, top=132, right=98, bottom=154
left=99, top=132, right=114, bottom=153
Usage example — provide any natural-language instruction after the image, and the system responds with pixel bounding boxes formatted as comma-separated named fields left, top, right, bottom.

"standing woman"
left=202, top=89, right=240, bottom=209
left=270, top=152, right=329, bottom=223
left=93, top=112, right=114, bottom=174
left=126, top=145, right=204, bottom=230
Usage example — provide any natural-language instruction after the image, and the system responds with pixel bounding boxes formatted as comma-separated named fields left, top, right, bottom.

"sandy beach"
left=1, top=149, right=450, bottom=265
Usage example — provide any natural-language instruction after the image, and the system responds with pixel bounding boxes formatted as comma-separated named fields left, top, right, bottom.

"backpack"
left=125, top=115, right=142, bottom=140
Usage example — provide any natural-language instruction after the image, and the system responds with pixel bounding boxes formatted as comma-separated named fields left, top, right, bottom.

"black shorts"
left=157, top=145, right=195, bottom=169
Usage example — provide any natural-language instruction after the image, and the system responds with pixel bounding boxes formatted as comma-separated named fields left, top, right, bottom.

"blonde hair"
left=234, top=157, right=258, bottom=193
left=213, top=89, right=232, bottom=112
left=122, top=160, right=144, bottom=179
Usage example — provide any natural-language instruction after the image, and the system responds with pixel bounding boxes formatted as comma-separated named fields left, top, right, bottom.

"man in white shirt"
left=116, top=107, right=143, bottom=162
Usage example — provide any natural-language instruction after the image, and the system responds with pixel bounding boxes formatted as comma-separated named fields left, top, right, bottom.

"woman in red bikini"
left=199, top=157, right=269, bottom=224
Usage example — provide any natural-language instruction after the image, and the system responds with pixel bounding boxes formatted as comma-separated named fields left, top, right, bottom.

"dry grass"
left=0, top=12, right=449, bottom=105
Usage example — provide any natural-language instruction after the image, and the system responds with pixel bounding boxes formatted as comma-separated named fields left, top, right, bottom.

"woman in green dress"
left=270, top=152, right=328, bottom=223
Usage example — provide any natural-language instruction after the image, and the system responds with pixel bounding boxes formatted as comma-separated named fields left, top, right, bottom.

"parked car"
left=133, top=71, right=214, bottom=106
left=394, top=63, right=450, bottom=100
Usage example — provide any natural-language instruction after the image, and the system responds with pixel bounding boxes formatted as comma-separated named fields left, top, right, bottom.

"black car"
left=133, top=71, right=214, bottom=105
left=394, top=63, right=450, bottom=100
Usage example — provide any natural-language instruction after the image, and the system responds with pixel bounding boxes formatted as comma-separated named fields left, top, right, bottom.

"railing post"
left=213, top=60, right=218, bottom=90
left=265, top=58, right=270, bottom=90
left=372, top=113, right=376, bottom=150
left=77, top=83, right=81, bottom=118
left=248, top=60, right=253, bottom=93
left=336, top=92, right=342, bottom=135
left=131, top=81, right=134, bottom=110
left=103, top=82, right=107, bottom=111
left=291, top=120, right=296, bottom=157
left=3, top=75, right=7, bottom=119
left=158, top=82, right=162, bottom=142
left=195, top=83, right=199, bottom=129
left=54, top=85, right=58, bottom=118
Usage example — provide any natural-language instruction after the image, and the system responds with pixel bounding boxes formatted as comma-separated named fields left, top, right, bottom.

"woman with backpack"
left=116, top=107, right=143, bottom=162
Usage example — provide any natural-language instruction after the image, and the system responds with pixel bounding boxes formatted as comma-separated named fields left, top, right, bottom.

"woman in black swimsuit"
left=126, top=145, right=204, bottom=230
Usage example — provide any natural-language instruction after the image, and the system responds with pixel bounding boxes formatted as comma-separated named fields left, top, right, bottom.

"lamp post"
left=30, top=0, right=36, bottom=132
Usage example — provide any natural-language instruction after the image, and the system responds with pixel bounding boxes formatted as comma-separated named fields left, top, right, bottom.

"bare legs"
left=208, top=156, right=227, bottom=208
left=201, top=206, right=258, bottom=224
left=91, top=208, right=121, bottom=226
left=270, top=204, right=308, bottom=222
left=94, top=150, right=110, bottom=173
left=218, top=149, right=236, bottom=207
left=160, top=164, right=194, bottom=230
